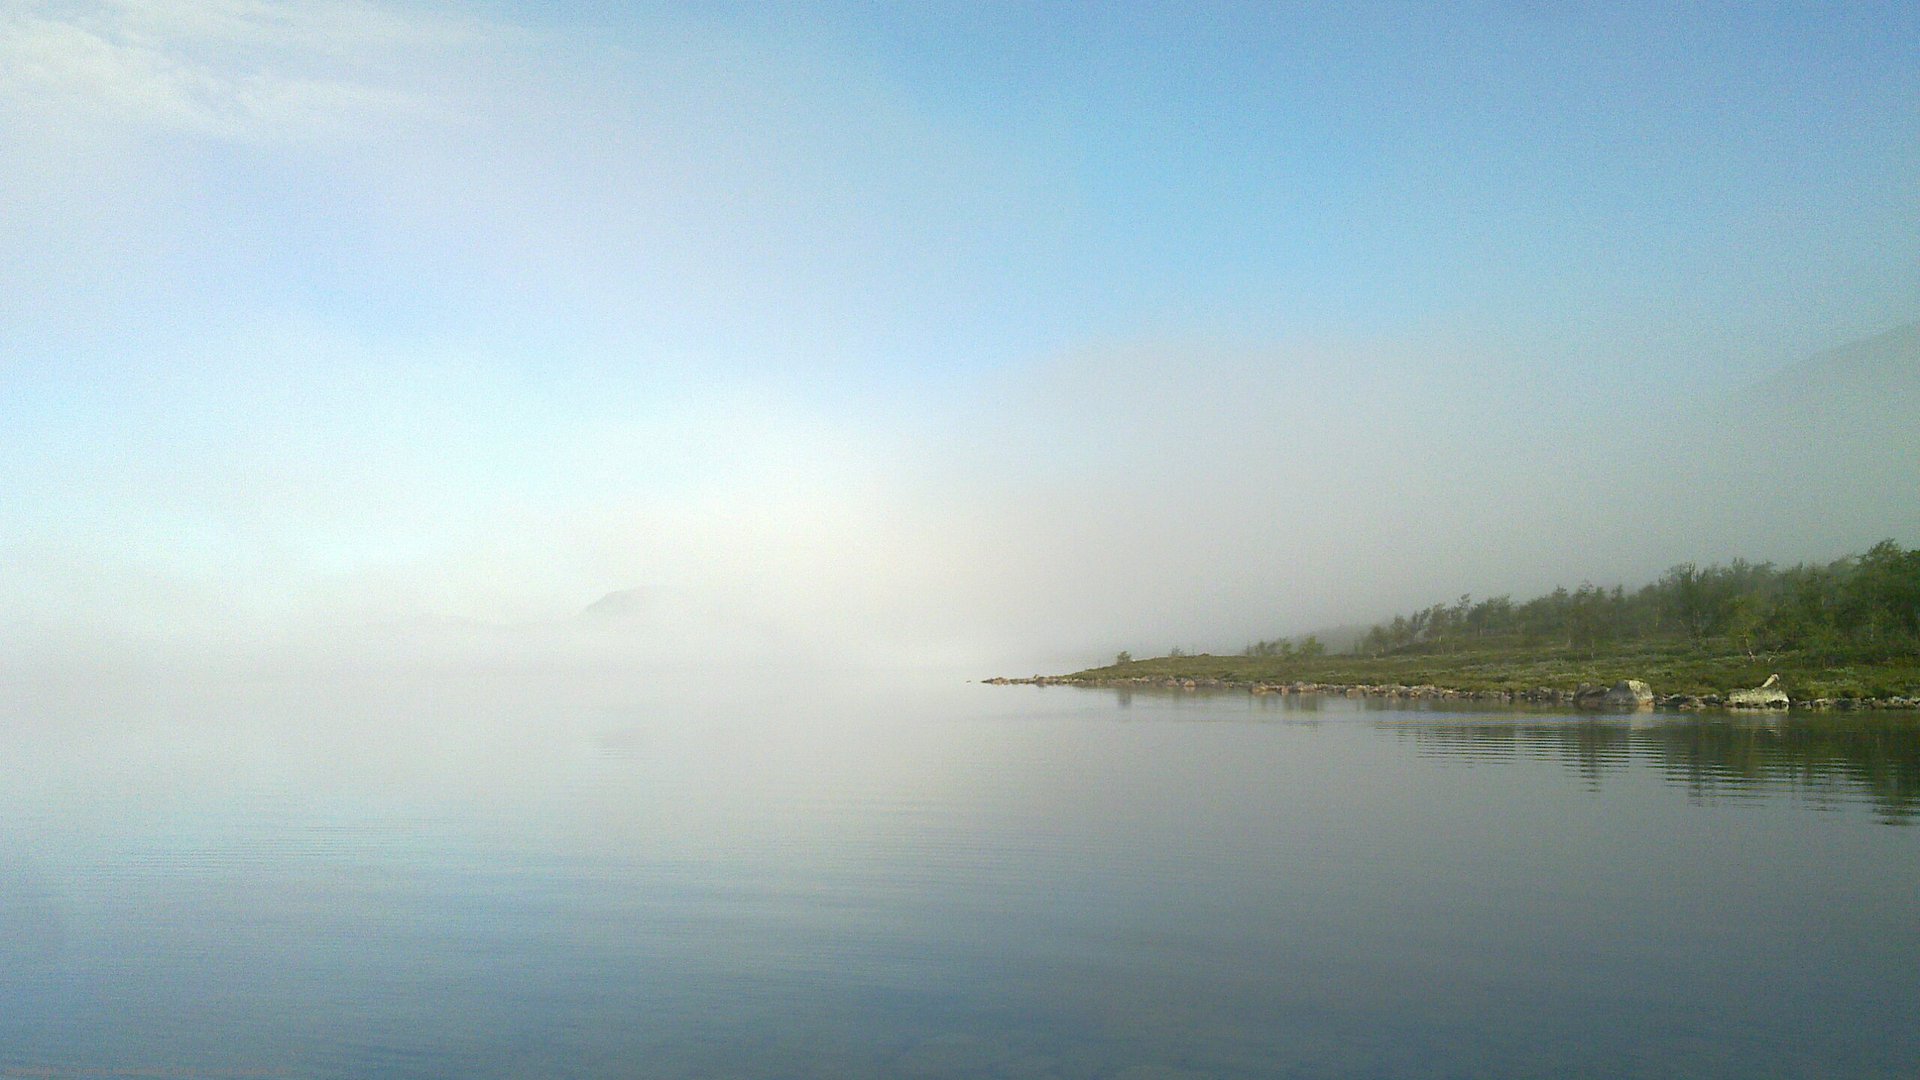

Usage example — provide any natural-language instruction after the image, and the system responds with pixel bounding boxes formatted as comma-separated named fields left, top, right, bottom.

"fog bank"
left=3, top=2, right=1913, bottom=695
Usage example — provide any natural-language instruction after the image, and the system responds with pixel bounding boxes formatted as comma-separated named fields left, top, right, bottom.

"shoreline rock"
left=1604, top=679, right=1656, bottom=708
left=1726, top=673, right=1791, bottom=709
left=981, top=674, right=1920, bottom=712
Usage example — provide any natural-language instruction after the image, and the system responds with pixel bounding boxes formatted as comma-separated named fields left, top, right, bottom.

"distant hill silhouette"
left=1751, top=321, right=1919, bottom=419
left=580, top=587, right=655, bottom=620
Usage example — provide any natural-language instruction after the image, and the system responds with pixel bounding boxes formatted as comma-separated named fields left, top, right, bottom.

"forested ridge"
left=1340, top=541, right=1919, bottom=663
left=1053, top=542, right=1920, bottom=702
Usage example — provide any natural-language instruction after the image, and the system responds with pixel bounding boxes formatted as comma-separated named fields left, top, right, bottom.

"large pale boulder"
left=1573, top=680, right=1655, bottom=708
left=1603, top=679, right=1655, bottom=708
left=1727, top=673, right=1790, bottom=709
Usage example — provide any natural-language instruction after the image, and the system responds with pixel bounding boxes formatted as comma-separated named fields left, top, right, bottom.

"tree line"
left=1352, top=540, right=1920, bottom=662
left=1240, top=635, right=1326, bottom=659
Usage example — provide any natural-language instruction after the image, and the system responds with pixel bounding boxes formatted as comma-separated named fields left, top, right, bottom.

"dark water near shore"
left=3, top=679, right=1918, bottom=1079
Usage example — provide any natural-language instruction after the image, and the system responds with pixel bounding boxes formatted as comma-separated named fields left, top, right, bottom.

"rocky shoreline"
left=981, top=675, right=1920, bottom=712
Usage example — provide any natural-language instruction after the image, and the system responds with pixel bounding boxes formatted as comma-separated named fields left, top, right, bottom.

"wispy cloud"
left=0, top=0, right=474, bottom=143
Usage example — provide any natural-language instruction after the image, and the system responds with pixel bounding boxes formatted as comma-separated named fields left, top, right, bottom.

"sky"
left=1, top=0, right=1916, bottom=680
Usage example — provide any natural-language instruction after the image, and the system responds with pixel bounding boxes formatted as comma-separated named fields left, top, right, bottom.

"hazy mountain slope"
left=1757, top=321, right=1920, bottom=404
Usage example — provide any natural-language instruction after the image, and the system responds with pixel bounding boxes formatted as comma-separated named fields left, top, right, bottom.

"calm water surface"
left=3, top=677, right=1917, bottom=1079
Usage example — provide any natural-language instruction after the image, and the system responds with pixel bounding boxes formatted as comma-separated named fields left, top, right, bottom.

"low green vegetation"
left=1074, top=541, right=1920, bottom=700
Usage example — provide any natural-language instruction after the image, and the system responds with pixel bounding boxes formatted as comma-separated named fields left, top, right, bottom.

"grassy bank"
left=1058, top=640, right=1920, bottom=701
left=1029, top=543, right=1920, bottom=703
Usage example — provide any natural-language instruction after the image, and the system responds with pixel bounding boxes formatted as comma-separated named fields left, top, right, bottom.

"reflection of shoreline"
left=1074, top=685, right=1920, bottom=823
left=1391, top=715, right=1920, bottom=823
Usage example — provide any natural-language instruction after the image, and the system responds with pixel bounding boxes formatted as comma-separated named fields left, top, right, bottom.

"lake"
left=3, top=676, right=1917, bottom=1079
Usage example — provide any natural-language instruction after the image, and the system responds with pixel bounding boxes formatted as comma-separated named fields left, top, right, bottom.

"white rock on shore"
left=1727, top=673, right=1790, bottom=709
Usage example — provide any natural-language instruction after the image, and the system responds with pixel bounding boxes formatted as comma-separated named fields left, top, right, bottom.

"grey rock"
left=1573, top=683, right=1609, bottom=707
left=1603, top=679, right=1655, bottom=708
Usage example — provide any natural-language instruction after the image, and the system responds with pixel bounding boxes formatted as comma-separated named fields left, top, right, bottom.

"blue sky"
left=1, top=1, right=1915, bottom=671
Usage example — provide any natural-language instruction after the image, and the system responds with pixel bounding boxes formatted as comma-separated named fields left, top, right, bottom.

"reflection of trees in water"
left=1398, top=715, right=1920, bottom=823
